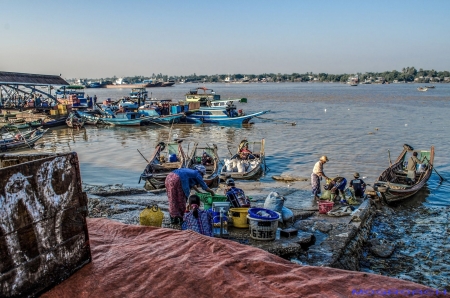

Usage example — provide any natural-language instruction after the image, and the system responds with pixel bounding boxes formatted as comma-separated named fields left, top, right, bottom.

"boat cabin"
left=130, top=88, right=148, bottom=99
left=185, top=87, right=220, bottom=102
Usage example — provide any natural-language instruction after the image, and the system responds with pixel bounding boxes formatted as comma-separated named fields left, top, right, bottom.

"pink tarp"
left=43, top=218, right=442, bottom=297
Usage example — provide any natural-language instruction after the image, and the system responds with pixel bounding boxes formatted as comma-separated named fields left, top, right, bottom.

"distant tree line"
left=73, top=67, right=450, bottom=84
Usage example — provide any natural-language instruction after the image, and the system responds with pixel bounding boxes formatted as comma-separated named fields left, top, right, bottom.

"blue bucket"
left=248, top=208, right=279, bottom=220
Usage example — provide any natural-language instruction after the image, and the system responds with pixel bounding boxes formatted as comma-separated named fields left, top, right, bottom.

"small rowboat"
left=139, top=141, right=220, bottom=190
left=220, top=139, right=266, bottom=180
left=140, top=140, right=189, bottom=190
left=66, top=112, right=85, bottom=129
left=0, top=128, right=48, bottom=152
left=417, top=87, right=428, bottom=92
left=373, top=144, right=435, bottom=203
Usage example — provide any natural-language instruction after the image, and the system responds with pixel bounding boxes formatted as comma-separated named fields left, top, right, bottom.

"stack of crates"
left=58, top=104, right=67, bottom=116
left=50, top=106, right=59, bottom=116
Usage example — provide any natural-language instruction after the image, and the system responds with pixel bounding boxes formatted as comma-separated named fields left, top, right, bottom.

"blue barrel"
left=171, top=105, right=178, bottom=114
left=176, top=105, right=182, bottom=113
left=184, top=104, right=189, bottom=112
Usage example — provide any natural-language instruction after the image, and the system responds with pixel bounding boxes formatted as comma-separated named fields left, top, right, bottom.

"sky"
left=1, top=0, right=449, bottom=79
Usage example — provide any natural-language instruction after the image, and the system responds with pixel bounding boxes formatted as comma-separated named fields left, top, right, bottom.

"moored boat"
left=0, top=127, right=48, bottom=152
left=42, top=116, right=69, bottom=128
left=130, top=88, right=148, bottom=100
left=139, top=141, right=220, bottom=190
left=97, top=112, right=157, bottom=126
left=187, top=143, right=220, bottom=188
left=373, top=144, right=435, bottom=203
left=220, top=139, right=266, bottom=180
left=182, top=108, right=269, bottom=125
left=66, top=112, right=85, bottom=129
left=139, top=141, right=190, bottom=190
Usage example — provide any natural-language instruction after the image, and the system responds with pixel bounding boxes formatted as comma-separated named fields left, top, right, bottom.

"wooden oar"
left=423, top=156, right=445, bottom=182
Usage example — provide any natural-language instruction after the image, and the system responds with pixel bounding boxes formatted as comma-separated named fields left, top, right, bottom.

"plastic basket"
left=229, top=208, right=249, bottom=228
left=248, top=208, right=279, bottom=220
left=197, top=193, right=228, bottom=210
left=247, top=215, right=278, bottom=241
left=318, top=201, right=334, bottom=214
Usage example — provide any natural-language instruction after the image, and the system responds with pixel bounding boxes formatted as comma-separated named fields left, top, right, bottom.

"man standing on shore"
left=311, top=156, right=329, bottom=201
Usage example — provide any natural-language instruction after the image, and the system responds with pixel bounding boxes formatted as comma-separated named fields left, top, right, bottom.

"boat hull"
left=183, top=110, right=269, bottom=125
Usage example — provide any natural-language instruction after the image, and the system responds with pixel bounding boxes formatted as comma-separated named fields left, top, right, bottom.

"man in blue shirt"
left=349, top=172, right=366, bottom=198
left=165, top=165, right=215, bottom=224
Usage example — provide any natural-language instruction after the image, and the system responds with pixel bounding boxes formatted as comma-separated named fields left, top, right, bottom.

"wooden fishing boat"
left=187, top=143, right=220, bottom=188
left=373, top=144, right=435, bottom=203
left=220, top=139, right=266, bottom=180
left=139, top=140, right=190, bottom=190
left=66, top=112, right=85, bottom=129
left=3, top=119, right=43, bottom=130
left=42, top=116, right=69, bottom=128
left=96, top=111, right=157, bottom=126
left=139, top=141, right=220, bottom=190
left=0, top=128, right=48, bottom=151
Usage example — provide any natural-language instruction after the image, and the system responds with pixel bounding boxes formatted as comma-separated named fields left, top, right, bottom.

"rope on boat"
left=255, top=116, right=296, bottom=126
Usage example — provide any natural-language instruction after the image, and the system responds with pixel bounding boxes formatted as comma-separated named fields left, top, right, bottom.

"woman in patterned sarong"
left=165, top=165, right=215, bottom=224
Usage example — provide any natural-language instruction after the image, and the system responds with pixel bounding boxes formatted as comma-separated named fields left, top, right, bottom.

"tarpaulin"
left=43, top=218, right=442, bottom=298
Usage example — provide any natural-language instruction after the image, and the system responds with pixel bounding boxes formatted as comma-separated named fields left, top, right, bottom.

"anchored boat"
left=373, top=144, right=435, bottom=203
left=0, top=128, right=48, bottom=151
left=220, top=139, right=266, bottom=180
left=182, top=107, right=269, bottom=125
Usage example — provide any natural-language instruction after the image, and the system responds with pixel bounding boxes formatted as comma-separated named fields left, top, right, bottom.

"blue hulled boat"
left=182, top=108, right=269, bottom=125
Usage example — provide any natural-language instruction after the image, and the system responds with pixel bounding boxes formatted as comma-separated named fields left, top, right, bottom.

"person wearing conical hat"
left=311, top=156, right=329, bottom=201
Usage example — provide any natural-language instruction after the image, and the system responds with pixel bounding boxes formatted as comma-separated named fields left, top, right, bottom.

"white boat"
left=417, top=87, right=428, bottom=92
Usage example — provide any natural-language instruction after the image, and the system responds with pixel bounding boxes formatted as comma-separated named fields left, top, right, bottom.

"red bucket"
left=318, top=201, right=334, bottom=214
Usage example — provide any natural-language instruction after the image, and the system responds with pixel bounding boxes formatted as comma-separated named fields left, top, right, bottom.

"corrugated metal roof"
left=0, top=71, right=69, bottom=85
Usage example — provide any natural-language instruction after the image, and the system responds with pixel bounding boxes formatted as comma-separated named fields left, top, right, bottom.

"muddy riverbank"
left=82, top=181, right=448, bottom=291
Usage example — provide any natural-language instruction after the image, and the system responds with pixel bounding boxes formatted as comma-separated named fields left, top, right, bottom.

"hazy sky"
left=1, top=0, right=449, bottom=78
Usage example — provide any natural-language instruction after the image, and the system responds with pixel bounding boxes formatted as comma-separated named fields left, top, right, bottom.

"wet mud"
left=361, top=205, right=450, bottom=291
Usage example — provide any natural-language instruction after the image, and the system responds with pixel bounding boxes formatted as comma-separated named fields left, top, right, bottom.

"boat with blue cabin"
left=130, top=88, right=148, bottom=100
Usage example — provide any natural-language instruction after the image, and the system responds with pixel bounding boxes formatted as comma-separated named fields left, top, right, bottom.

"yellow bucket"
left=229, top=208, right=249, bottom=228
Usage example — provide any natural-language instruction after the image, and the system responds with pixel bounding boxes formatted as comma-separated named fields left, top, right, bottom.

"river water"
left=29, top=82, right=450, bottom=207
left=21, top=82, right=450, bottom=289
